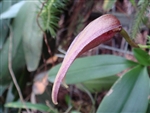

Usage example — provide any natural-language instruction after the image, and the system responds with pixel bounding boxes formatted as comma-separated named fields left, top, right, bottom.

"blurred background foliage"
left=0, top=0, right=150, bottom=113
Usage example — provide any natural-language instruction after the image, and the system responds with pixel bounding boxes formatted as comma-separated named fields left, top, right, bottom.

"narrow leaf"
left=48, top=55, right=137, bottom=84
left=0, top=0, right=12, bottom=49
left=133, top=48, right=150, bottom=66
left=0, top=1, right=30, bottom=85
left=0, top=1, right=26, bottom=19
left=5, top=102, right=51, bottom=112
left=0, top=39, right=25, bottom=85
left=82, top=76, right=119, bottom=93
left=23, top=1, right=43, bottom=71
left=97, top=65, right=149, bottom=113
left=0, top=85, right=7, bottom=96
left=147, top=103, right=150, bottom=113
left=52, top=14, right=122, bottom=104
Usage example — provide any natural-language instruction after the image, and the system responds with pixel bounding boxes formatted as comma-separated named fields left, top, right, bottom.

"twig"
left=8, top=26, right=31, bottom=113
left=99, top=44, right=133, bottom=55
left=45, top=100, right=57, bottom=113
left=64, top=106, right=72, bottom=113
left=77, top=84, right=95, bottom=113
left=36, top=0, right=55, bottom=66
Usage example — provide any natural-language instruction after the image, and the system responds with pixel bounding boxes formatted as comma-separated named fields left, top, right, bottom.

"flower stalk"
left=120, top=28, right=139, bottom=48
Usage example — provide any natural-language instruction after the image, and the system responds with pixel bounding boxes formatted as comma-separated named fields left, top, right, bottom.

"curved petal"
left=52, top=14, right=122, bottom=104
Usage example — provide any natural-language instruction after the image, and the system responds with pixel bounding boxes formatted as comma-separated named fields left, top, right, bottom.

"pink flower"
left=52, top=14, right=122, bottom=104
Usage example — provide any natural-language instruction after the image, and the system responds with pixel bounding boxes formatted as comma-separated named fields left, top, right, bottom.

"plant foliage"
left=103, top=0, right=116, bottom=11
left=40, top=0, right=69, bottom=37
left=131, top=0, right=150, bottom=39
left=97, top=65, right=149, bottom=113
left=1, top=0, right=150, bottom=113
left=48, top=55, right=137, bottom=84
left=5, top=102, right=52, bottom=112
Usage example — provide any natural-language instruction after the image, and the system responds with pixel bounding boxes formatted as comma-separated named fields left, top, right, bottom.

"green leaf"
left=0, top=1, right=25, bottom=19
left=129, top=0, right=136, bottom=7
left=82, top=76, right=118, bottom=93
left=0, top=85, right=7, bottom=96
left=138, top=0, right=146, bottom=5
left=22, top=1, right=43, bottom=71
left=147, top=103, right=150, bottom=113
left=40, top=0, right=69, bottom=37
left=0, top=1, right=42, bottom=76
left=0, top=0, right=12, bottom=49
left=133, top=48, right=150, bottom=66
left=0, top=19, right=9, bottom=50
left=97, top=65, right=150, bottom=113
left=131, top=0, right=149, bottom=39
left=0, top=0, right=12, bottom=13
left=0, top=39, right=25, bottom=85
left=103, top=0, right=117, bottom=11
left=5, top=102, right=51, bottom=112
left=0, top=1, right=29, bottom=85
left=48, top=55, right=138, bottom=84
left=71, top=111, right=81, bottom=113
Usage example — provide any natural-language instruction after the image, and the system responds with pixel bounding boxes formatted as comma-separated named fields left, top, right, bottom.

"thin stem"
left=45, top=100, right=58, bottom=113
left=46, top=0, right=54, bottom=30
left=78, top=84, right=95, bottom=113
left=8, top=26, right=31, bottom=113
left=120, top=28, right=139, bottom=48
left=138, top=44, right=150, bottom=49
left=120, top=28, right=150, bottom=49
left=36, top=0, right=54, bottom=66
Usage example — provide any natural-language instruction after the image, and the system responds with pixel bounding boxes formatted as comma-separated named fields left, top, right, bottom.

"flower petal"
left=52, top=14, right=122, bottom=104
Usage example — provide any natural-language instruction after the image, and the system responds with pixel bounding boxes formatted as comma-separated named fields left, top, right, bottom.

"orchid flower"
left=51, top=14, right=138, bottom=104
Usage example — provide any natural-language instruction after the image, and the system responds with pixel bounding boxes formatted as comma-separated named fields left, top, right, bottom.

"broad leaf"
left=0, top=39, right=25, bottom=85
left=0, top=1, right=29, bottom=85
left=0, top=1, right=25, bottom=19
left=0, top=0, right=12, bottom=49
left=82, top=76, right=118, bottom=93
left=133, top=48, right=150, bottom=66
left=22, top=1, right=43, bottom=71
left=0, top=85, right=7, bottom=96
left=0, top=19, right=9, bottom=50
left=48, top=55, right=137, bottom=84
left=97, top=65, right=150, bottom=113
left=5, top=102, right=52, bottom=112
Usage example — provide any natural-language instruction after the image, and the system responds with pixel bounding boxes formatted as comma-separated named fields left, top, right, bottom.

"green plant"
left=1, top=0, right=150, bottom=113
left=131, top=0, right=150, bottom=39
left=39, top=0, right=69, bottom=37
left=0, top=0, right=67, bottom=112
